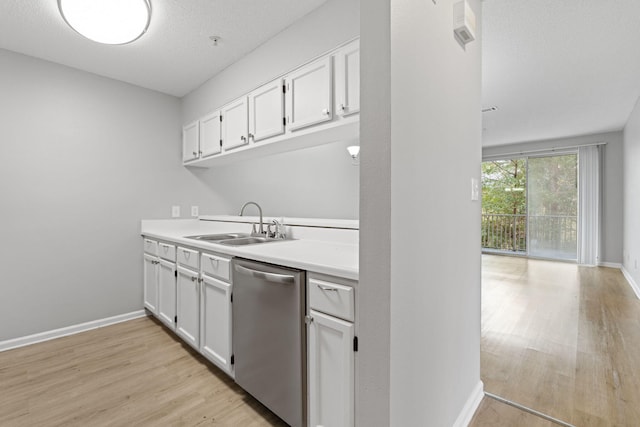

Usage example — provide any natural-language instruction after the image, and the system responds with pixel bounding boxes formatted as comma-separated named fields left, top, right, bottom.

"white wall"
left=0, top=49, right=226, bottom=341
left=357, top=0, right=392, bottom=424
left=359, top=0, right=483, bottom=425
left=483, top=131, right=624, bottom=265
left=623, top=97, right=640, bottom=288
left=181, top=0, right=360, bottom=219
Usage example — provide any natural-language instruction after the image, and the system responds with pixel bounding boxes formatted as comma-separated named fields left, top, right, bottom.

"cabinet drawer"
left=308, top=278, right=354, bottom=322
left=158, top=243, right=176, bottom=261
left=143, top=239, right=158, bottom=256
left=201, top=253, right=231, bottom=282
left=177, top=246, right=199, bottom=270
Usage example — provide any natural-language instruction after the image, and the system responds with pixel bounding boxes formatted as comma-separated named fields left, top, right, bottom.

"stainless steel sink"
left=185, top=233, right=292, bottom=246
left=218, top=236, right=272, bottom=246
left=185, top=233, right=250, bottom=241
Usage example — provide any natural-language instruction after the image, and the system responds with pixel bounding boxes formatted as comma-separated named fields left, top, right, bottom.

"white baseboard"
left=0, top=310, right=148, bottom=353
left=453, top=380, right=484, bottom=427
left=621, top=266, right=640, bottom=300
left=599, top=262, right=622, bottom=269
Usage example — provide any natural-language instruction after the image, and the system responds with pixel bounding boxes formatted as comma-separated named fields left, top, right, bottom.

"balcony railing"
left=481, top=214, right=526, bottom=252
left=481, top=214, right=577, bottom=257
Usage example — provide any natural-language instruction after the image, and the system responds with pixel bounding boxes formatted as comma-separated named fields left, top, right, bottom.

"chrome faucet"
left=239, top=201, right=264, bottom=236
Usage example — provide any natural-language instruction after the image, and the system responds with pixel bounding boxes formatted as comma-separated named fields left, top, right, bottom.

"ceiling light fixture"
left=58, top=0, right=151, bottom=45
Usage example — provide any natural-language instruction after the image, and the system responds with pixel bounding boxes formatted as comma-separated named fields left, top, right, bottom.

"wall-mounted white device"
left=453, top=0, right=476, bottom=46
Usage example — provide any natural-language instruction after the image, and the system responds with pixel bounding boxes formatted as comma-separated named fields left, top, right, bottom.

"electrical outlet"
left=171, top=205, right=180, bottom=218
left=191, top=206, right=199, bottom=217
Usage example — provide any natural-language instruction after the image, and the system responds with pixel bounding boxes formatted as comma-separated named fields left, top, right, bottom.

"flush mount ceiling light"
left=58, top=0, right=151, bottom=45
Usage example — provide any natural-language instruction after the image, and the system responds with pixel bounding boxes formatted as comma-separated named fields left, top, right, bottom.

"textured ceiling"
left=482, top=0, right=640, bottom=146
left=0, top=0, right=326, bottom=97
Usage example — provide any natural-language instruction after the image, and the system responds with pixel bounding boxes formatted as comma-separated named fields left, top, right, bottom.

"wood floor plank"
left=469, top=396, right=558, bottom=427
left=0, top=316, right=286, bottom=426
left=479, top=255, right=640, bottom=426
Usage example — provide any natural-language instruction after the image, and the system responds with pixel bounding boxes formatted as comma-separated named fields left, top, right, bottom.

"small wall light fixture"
left=58, top=0, right=151, bottom=45
left=347, top=145, right=360, bottom=165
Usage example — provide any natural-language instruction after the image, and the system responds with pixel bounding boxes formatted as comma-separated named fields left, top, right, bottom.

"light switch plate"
left=191, top=206, right=199, bottom=217
left=471, top=178, right=479, bottom=201
left=171, top=205, right=180, bottom=218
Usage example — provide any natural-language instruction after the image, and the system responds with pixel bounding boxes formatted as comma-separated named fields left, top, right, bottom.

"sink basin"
left=219, top=236, right=290, bottom=246
left=185, top=233, right=293, bottom=246
left=185, top=233, right=250, bottom=241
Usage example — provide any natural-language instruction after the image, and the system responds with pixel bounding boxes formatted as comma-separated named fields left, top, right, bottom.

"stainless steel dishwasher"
left=232, top=258, right=306, bottom=427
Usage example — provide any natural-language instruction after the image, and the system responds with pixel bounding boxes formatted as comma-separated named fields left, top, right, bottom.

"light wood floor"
left=470, top=255, right=640, bottom=426
left=3, top=256, right=638, bottom=426
left=0, top=316, right=286, bottom=426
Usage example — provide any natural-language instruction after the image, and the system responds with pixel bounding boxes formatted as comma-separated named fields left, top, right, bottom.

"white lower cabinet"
left=200, top=274, right=232, bottom=375
left=308, top=310, right=355, bottom=427
left=307, top=274, right=356, bottom=427
left=143, top=253, right=159, bottom=314
left=176, top=265, right=200, bottom=350
left=157, top=259, right=177, bottom=330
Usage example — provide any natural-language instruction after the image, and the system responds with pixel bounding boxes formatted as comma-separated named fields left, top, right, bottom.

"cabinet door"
left=248, top=78, right=285, bottom=142
left=200, top=275, right=232, bottom=375
left=308, top=310, right=354, bottom=427
left=222, top=97, right=249, bottom=150
left=334, top=40, right=360, bottom=117
left=157, top=259, right=177, bottom=331
left=199, top=111, right=222, bottom=158
left=176, top=266, right=200, bottom=350
left=143, top=254, right=158, bottom=314
left=182, top=120, right=200, bottom=162
left=285, top=56, right=333, bottom=131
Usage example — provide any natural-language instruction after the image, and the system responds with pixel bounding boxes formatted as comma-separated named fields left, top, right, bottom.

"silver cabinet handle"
left=322, top=108, right=330, bottom=116
left=248, top=133, right=254, bottom=140
left=191, top=276, right=197, bottom=282
left=317, top=285, right=338, bottom=292
left=234, top=264, right=294, bottom=284
left=240, top=135, right=247, bottom=142
left=192, top=151, right=198, bottom=156
left=305, top=315, right=314, bottom=324
left=339, top=104, right=346, bottom=112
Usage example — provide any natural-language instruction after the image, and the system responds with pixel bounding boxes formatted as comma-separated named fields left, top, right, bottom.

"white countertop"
left=141, top=219, right=359, bottom=280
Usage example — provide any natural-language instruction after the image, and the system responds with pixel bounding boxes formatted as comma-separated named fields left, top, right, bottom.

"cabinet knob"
left=192, top=151, right=198, bottom=156
left=240, top=135, right=247, bottom=142
left=305, top=315, right=314, bottom=325
left=322, top=108, right=330, bottom=116
left=340, top=104, right=347, bottom=112
left=248, top=133, right=254, bottom=140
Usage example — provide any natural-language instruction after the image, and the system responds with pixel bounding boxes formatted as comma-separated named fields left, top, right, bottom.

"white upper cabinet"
left=183, top=38, right=360, bottom=167
left=222, top=97, right=249, bottom=151
left=285, top=56, right=333, bottom=131
left=334, top=39, right=360, bottom=117
left=248, top=78, right=285, bottom=142
left=199, top=111, right=222, bottom=158
left=182, top=120, right=199, bottom=162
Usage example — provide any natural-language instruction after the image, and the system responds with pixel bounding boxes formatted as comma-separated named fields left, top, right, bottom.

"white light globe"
left=58, top=0, right=151, bottom=45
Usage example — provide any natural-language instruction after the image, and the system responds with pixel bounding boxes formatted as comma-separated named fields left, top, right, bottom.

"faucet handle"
left=271, top=219, right=286, bottom=239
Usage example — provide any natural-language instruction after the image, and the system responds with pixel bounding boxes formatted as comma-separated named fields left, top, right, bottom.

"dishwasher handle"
left=234, top=264, right=295, bottom=284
